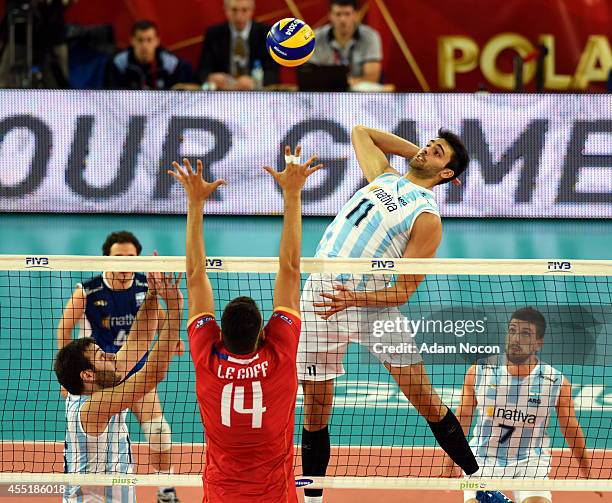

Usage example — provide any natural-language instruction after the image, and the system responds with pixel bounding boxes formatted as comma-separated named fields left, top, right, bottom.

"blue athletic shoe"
left=475, top=491, right=514, bottom=503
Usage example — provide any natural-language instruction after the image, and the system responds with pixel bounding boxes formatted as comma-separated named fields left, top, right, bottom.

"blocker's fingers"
left=285, top=145, right=291, bottom=156
left=196, top=159, right=203, bottom=176
left=306, top=163, right=324, bottom=176
left=167, top=170, right=182, bottom=181
left=263, top=166, right=278, bottom=178
left=294, top=145, right=302, bottom=158
left=170, top=161, right=187, bottom=177
left=182, top=158, right=194, bottom=174
left=211, top=179, right=227, bottom=189
left=303, top=155, right=317, bottom=168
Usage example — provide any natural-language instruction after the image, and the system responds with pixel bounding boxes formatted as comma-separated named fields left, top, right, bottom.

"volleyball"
left=266, top=18, right=315, bottom=67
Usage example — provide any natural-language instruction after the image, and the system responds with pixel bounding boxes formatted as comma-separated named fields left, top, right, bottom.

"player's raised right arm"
left=57, top=286, right=87, bottom=349
left=168, top=159, right=225, bottom=322
left=352, top=125, right=419, bottom=182
left=264, top=146, right=323, bottom=313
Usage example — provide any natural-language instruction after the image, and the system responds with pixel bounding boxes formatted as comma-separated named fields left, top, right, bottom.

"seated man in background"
left=309, top=0, right=383, bottom=89
left=105, top=20, right=198, bottom=90
left=198, top=0, right=278, bottom=90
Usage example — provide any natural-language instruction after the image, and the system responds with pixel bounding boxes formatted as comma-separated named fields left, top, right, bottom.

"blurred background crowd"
left=0, top=0, right=610, bottom=93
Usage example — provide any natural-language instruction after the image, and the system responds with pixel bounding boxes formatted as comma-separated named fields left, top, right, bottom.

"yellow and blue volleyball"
left=266, top=18, right=315, bottom=67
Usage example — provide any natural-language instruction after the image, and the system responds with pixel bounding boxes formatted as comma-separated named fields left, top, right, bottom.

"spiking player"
left=442, top=308, right=592, bottom=503
left=169, top=148, right=322, bottom=502
left=299, top=125, right=479, bottom=502
left=57, top=231, right=182, bottom=503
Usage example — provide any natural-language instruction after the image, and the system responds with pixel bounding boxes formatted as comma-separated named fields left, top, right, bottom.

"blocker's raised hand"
left=263, top=145, right=323, bottom=194
left=168, top=158, right=226, bottom=204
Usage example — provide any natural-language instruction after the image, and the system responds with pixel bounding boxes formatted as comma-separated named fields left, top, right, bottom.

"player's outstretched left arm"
left=557, top=377, right=591, bottom=478
left=168, top=159, right=225, bottom=322
left=264, top=146, right=323, bottom=313
left=314, top=212, right=441, bottom=318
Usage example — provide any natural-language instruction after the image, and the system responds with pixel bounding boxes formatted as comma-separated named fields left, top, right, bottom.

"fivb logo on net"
left=24, top=256, right=50, bottom=269
left=205, top=258, right=223, bottom=270
left=371, top=259, right=395, bottom=271
left=546, top=260, right=572, bottom=273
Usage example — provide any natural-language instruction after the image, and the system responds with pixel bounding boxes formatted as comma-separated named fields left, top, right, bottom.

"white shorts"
left=297, top=274, right=422, bottom=381
left=463, top=456, right=552, bottom=503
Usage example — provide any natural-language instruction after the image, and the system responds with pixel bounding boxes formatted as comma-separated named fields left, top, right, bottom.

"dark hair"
left=102, top=231, right=142, bottom=256
left=221, top=296, right=263, bottom=354
left=132, top=20, right=158, bottom=36
left=330, top=0, right=358, bottom=8
left=54, top=338, right=95, bottom=395
left=510, top=307, right=547, bottom=339
left=436, top=128, right=469, bottom=184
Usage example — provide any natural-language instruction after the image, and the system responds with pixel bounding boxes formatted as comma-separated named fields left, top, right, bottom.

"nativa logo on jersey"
left=368, top=186, right=398, bottom=212
left=487, top=406, right=536, bottom=424
left=106, top=314, right=136, bottom=327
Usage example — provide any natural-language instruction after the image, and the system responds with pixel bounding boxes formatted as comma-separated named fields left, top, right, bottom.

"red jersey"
left=187, top=307, right=301, bottom=503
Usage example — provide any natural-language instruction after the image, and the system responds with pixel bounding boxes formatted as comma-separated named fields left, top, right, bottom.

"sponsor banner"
left=0, top=90, right=610, bottom=217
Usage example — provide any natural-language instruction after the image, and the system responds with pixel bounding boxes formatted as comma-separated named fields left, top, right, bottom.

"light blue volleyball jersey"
left=470, top=361, right=564, bottom=466
left=314, top=172, right=439, bottom=290
left=316, top=172, right=439, bottom=259
left=63, top=394, right=135, bottom=502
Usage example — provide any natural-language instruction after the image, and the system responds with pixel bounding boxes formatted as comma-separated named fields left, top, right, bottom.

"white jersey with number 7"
left=471, top=361, right=564, bottom=466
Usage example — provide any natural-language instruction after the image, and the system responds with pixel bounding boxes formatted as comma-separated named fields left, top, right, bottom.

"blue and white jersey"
left=470, top=361, right=564, bottom=466
left=80, top=273, right=148, bottom=353
left=316, top=172, right=439, bottom=259
left=63, top=394, right=134, bottom=502
left=314, top=173, right=439, bottom=290
left=80, top=273, right=149, bottom=376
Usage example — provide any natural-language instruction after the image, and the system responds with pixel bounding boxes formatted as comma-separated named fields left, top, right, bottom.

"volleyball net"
left=0, top=255, right=611, bottom=492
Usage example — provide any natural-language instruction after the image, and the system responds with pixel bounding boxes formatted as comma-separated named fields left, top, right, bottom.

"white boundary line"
left=1, top=443, right=610, bottom=490
left=1, top=255, right=611, bottom=276
left=0, top=473, right=610, bottom=491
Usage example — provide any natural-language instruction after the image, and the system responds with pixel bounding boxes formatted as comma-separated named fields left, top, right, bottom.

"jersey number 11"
left=221, top=381, right=267, bottom=428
